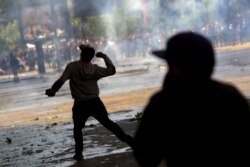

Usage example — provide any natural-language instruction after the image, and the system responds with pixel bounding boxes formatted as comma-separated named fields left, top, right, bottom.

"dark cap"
left=152, top=32, right=215, bottom=77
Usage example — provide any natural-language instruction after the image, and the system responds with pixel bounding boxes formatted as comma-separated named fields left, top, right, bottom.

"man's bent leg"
left=100, top=117, right=135, bottom=148
left=93, top=98, right=135, bottom=148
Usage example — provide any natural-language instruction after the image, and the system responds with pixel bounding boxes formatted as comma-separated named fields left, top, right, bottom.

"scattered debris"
left=86, top=124, right=95, bottom=127
left=22, top=150, right=33, bottom=155
left=51, top=122, right=57, bottom=127
left=36, top=149, right=43, bottom=153
left=63, top=122, right=71, bottom=125
left=5, top=137, right=12, bottom=144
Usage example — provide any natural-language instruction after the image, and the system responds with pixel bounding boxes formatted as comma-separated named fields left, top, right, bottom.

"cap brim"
left=151, top=50, right=166, bottom=59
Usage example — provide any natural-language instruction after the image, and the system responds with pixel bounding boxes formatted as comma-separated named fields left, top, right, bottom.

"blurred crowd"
left=0, top=11, right=250, bottom=76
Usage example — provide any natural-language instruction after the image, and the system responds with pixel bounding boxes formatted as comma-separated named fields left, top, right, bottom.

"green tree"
left=86, top=15, right=111, bottom=39
left=0, top=20, right=21, bottom=53
left=0, top=0, right=24, bottom=55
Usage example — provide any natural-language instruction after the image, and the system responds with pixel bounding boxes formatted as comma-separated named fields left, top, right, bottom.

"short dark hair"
left=79, top=45, right=95, bottom=62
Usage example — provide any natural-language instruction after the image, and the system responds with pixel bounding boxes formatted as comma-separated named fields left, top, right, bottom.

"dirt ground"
left=0, top=87, right=160, bottom=167
left=0, top=87, right=159, bottom=128
left=1, top=74, right=250, bottom=167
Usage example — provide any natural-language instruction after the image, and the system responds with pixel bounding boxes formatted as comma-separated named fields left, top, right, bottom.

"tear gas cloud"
left=0, top=0, right=250, bottom=70
left=83, top=0, right=250, bottom=56
left=1, top=0, right=249, bottom=49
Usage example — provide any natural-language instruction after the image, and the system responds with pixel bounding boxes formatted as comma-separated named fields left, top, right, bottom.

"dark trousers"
left=72, top=97, right=131, bottom=155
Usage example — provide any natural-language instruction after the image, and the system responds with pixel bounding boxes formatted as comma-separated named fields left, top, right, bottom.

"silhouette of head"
left=152, top=32, right=215, bottom=80
left=79, top=45, right=95, bottom=62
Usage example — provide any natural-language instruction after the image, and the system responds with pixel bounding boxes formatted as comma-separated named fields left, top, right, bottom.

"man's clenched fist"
left=95, top=52, right=106, bottom=58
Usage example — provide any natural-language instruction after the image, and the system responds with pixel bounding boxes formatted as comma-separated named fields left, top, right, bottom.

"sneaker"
left=73, top=154, right=84, bottom=161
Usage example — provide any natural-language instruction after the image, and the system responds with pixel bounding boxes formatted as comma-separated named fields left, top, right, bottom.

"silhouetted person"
left=27, top=50, right=36, bottom=71
left=45, top=45, right=134, bottom=161
left=9, top=52, right=19, bottom=82
left=133, top=32, right=250, bottom=167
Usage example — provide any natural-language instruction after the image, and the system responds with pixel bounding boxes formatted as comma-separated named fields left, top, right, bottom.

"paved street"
left=1, top=48, right=250, bottom=166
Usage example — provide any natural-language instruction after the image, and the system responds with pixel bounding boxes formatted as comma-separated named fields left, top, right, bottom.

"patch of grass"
left=134, top=112, right=143, bottom=121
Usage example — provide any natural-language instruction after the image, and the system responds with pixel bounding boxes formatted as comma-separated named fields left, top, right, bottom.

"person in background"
left=27, top=49, right=36, bottom=71
left=45, top=45, right=134, bottom=161
left=9, top=52, right=19, bottom=82
left=133, top=32, right=250, bottom=167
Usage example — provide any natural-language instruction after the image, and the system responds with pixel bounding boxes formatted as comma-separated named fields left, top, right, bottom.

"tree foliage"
left=86, top=15, right=111, bottom=39
left=0, top=20, right=21, bottom=53
left=85, top=8, right=143, bottom=40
